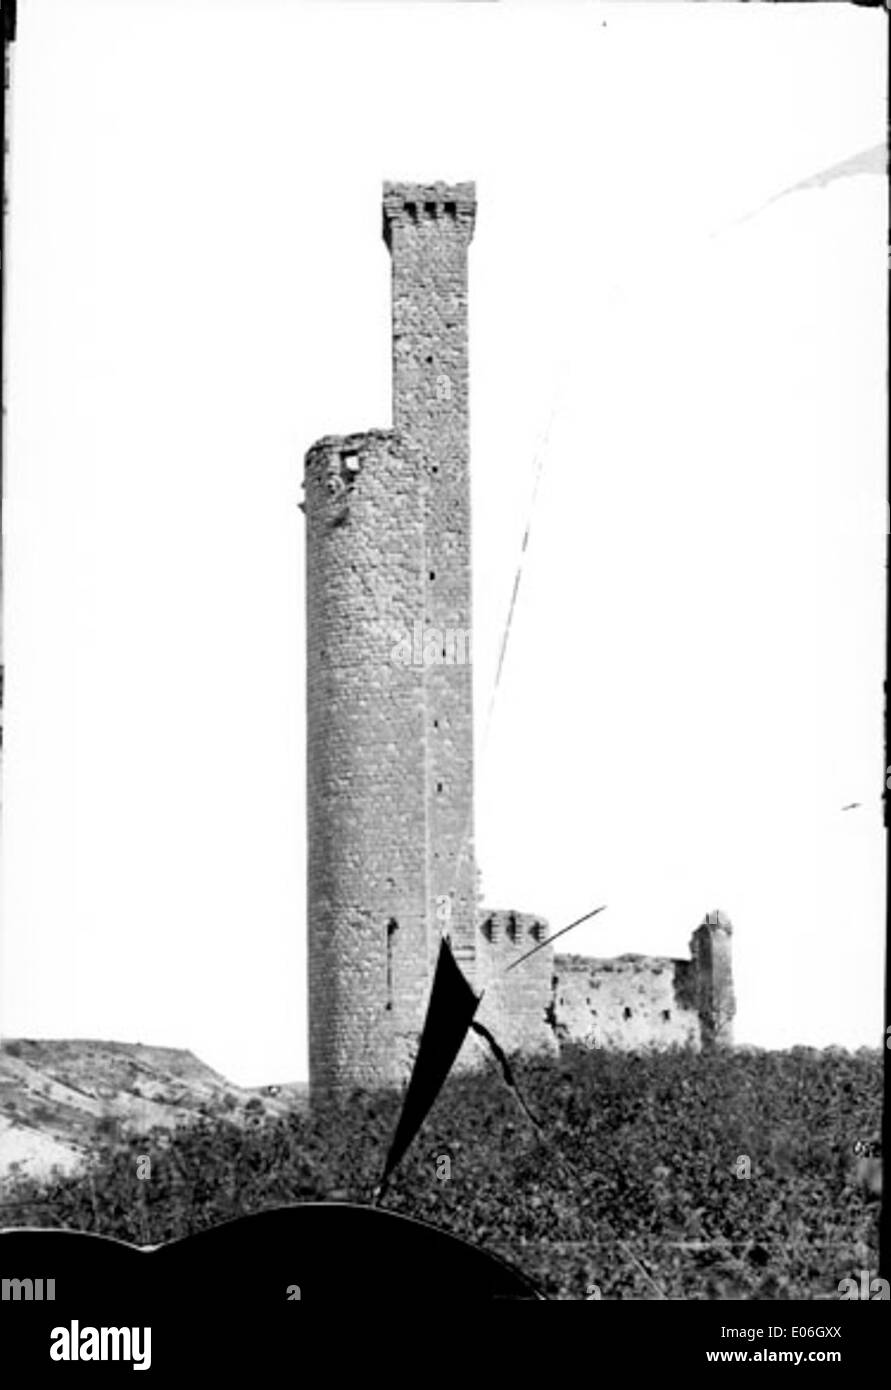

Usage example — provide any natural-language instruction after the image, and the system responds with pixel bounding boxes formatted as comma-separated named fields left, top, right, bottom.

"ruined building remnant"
left=303, top=185, right=735, bottom=1097
left=549, top=911, right=736, bottom=1052
left=688, top=909, right=736, bottom=1046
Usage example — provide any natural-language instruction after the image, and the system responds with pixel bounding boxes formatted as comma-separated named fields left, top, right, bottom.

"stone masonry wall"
left=465, top=912, right=736, bottom=1058
left=475, top=911, right=559, bottom=1057
left=551, top=953, right=700, bottom=1051
left=305, top=184, right=478, bottom=1096
left=689, top=910, right=736, bottom=1046
left=551, top=913, right=736, bottom=1052
left=305, top=430, right=431, bottom=1092
left=385, top=183, right=477, bottom=974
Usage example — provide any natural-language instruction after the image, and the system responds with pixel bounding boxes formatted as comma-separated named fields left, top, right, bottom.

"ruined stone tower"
left=303, top=185, right=736, bottom=1097
left=688, top=909, right=736, bottom=1046
left=304, top=183, right=477, bottom=1096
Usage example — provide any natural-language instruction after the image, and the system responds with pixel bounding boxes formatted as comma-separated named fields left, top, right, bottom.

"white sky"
left=1, top=1, right=886, bottom=1084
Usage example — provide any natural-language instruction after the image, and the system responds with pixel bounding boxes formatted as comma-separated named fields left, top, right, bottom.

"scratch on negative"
left=714, top=144, right=886, bottom=238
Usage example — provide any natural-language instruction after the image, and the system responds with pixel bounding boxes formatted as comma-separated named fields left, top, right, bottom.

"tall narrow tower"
left=304, top=183, right=477, bottom=1097
left=384, top=183, right=477, bottom=970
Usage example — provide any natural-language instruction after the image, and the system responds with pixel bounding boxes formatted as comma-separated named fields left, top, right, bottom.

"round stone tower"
left=304, top=185, right=477, bottom=1097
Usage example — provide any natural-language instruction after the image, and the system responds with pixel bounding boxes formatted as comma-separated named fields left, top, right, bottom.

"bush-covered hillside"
left=1, top=1047, right=881, bottom=1300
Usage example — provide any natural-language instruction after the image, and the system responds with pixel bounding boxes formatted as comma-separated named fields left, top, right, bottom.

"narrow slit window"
left=385, top=919, right=398, bottom=1011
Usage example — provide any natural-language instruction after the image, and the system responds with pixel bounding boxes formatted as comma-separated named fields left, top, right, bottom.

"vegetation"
left=2, top=1046, right=880, bottom=1300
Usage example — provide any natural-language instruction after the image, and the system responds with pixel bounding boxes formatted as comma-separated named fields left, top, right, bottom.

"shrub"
left=1, top=1047, right=879, bottom=1300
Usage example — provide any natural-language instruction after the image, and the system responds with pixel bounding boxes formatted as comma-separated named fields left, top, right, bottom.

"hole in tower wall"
left=444, top=201, right=457, bottom=217
left=424, top=201, right=436, bottom=216
left=623, top=1007, right=633, bottom=1021
left=405, top=201, right=417, bottom=220
left=385, top=919, right=398, bottom=1012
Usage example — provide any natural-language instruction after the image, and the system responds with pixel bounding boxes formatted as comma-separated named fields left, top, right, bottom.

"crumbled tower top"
left=690, top=909, right=734, bottom=966
left=304, top=429, right=402, bottom=479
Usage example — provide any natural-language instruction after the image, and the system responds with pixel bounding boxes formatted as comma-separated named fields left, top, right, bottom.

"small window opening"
left=424, top=201, right=436, bottom=216
left=444, top=201, right=457, bottom=217
left=385, top=919, right=398, bottom=1012
left=623, top=1006, right=633, bottom=1021
left=662, top=1009, right=671, bottom=1022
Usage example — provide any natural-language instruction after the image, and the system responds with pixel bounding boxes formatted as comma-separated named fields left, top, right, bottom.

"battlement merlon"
left=382, top=181, right=477, bottom=249
left=478, top=909, right=548, bottom=948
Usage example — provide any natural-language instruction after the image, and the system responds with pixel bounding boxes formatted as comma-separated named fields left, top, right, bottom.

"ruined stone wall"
left=471, top=912, right=736, bottom=1058
left=550, top=914, right=736, bottom=1052
left=551, top=953, right=700, bottom=1050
